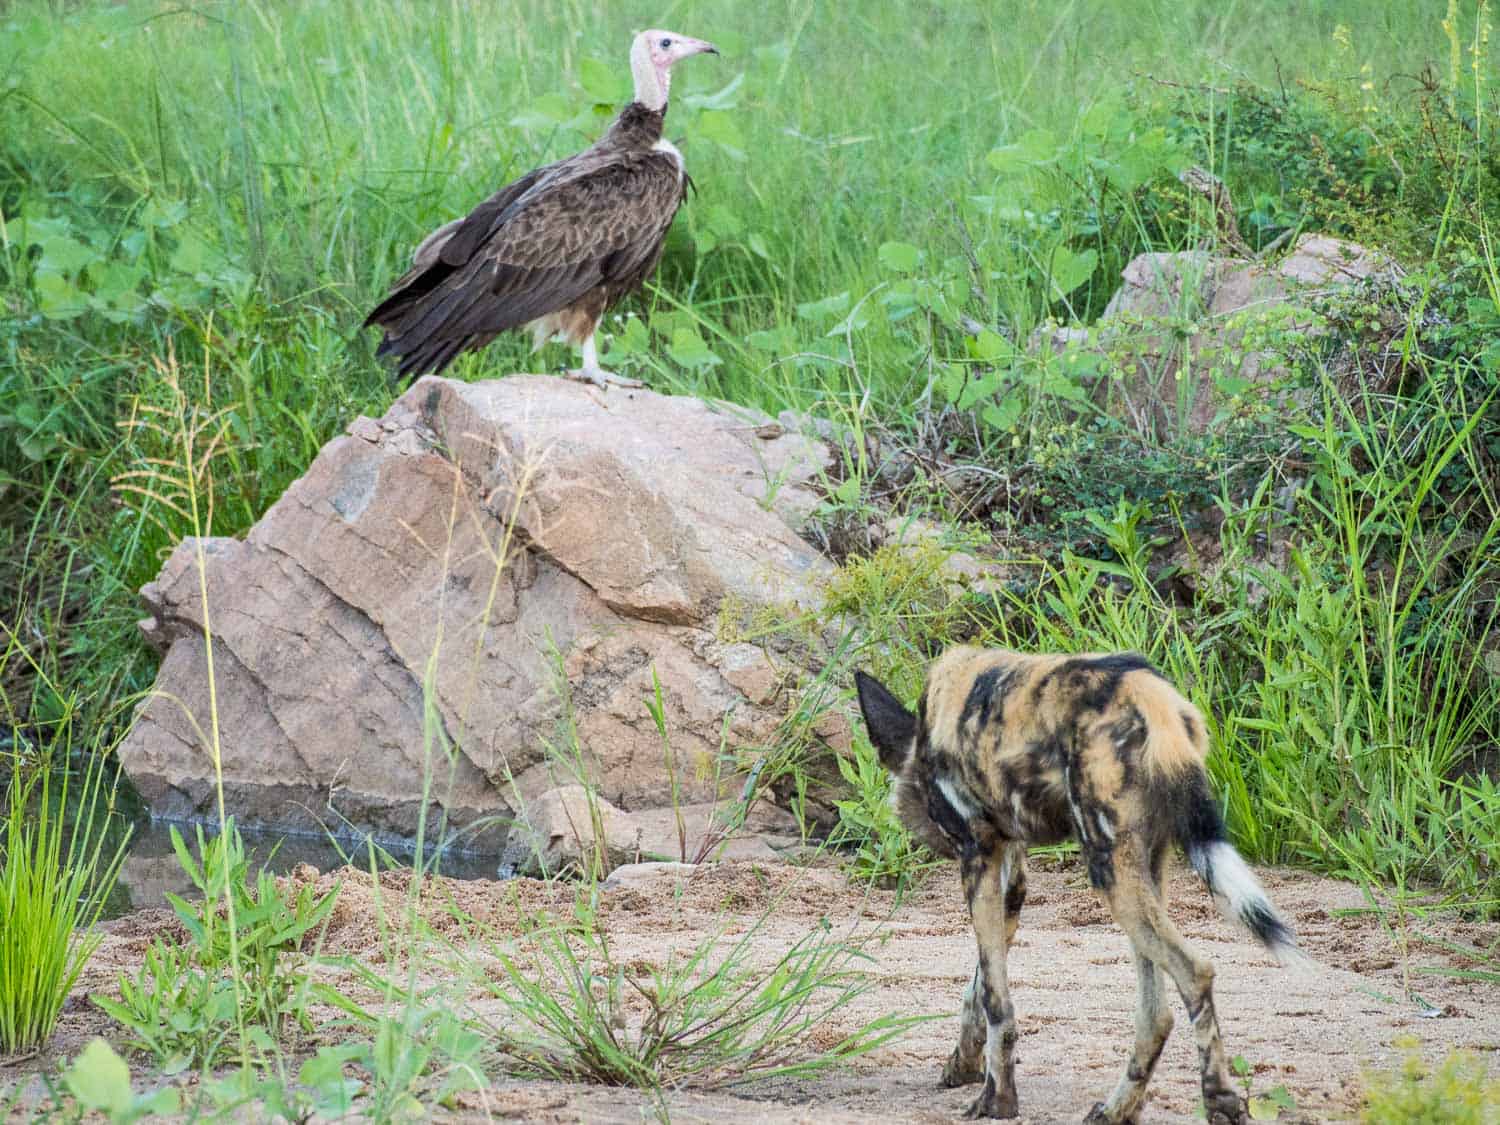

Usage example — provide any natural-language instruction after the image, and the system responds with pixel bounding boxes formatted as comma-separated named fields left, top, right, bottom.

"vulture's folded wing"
left=370, top=151, right=686, bottom=353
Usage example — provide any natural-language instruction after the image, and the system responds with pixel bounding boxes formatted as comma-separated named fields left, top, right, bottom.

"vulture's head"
left=630, top=29, right=718, bottom=111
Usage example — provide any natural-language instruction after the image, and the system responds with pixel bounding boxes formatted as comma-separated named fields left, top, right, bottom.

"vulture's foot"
left=565, top=366, right=644, bottom=390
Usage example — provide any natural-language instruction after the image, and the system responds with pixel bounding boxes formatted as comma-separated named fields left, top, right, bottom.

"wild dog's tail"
left=1177, top=774, right=1304, bottom=965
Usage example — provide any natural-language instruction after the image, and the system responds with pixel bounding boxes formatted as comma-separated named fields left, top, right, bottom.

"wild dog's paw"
left=962, top=1078, right=1020, bottom=1119
left=1083, top=1102, right=1137, bottom=1125
left=1204, top=1091, right=1249, bottom=1125
left=941, top=1047, right=984, bottom=1088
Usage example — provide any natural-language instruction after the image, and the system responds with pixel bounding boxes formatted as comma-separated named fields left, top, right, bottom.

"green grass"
left=0, top=699, right=130, bottom=1055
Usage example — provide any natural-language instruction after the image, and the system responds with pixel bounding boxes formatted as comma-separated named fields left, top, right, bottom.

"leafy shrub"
left=1361, top=1048, right=1500, bottom=1125
left=94, top=820, right=338, bottom=1070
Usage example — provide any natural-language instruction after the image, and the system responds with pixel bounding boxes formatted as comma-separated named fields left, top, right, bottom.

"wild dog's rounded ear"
left=854, top=671, right=918, bottom=770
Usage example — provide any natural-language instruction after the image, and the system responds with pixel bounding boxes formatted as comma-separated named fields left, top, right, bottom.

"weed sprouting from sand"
left=451, top=882, right=924, bottom=1095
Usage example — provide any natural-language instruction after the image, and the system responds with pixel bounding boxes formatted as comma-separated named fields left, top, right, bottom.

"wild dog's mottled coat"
left=855, top=646, right=1300, bottom=1124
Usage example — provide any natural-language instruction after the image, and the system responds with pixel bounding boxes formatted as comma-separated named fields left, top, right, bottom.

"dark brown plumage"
left=364, top=30, right=717, bottom=387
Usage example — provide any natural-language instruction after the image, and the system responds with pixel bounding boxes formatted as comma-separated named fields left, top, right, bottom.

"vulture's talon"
left=566, top=368, right=644, bottom=391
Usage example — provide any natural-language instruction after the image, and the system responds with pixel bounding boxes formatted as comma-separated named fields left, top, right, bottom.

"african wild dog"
left=855, top=646, right=1302, bottom=1124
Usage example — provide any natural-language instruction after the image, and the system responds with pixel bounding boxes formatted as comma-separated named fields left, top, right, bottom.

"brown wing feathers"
left=365, top=142, right=687, bottom=381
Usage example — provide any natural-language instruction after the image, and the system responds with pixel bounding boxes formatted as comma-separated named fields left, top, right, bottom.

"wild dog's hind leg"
left=944, top=843, right=1026, bottom=1090
left=957, top=841, right=1023, bottom=1118
left=1087, top=855, right=1174, bottom=1124
left=1099, top=846, right=1246, bottom=1125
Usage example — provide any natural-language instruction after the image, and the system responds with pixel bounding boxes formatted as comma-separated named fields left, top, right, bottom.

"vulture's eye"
left=659, top=37, right=672, bottom=48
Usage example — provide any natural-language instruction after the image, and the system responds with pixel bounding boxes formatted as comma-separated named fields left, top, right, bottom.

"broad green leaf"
left=169, top=231, right=227, bottom=277
left=1080, top=95, right=1125, bottom=139
left=986, top=128, right=1058, bottom=176
left=579, top=57, right=625, bottom=103
left=142, top=197, right=189, bottom=228
left=826, top=302, right=874, bottom=337
left=667, top=325, right=722, bottom=370
left=1049, top=246, right=1097, bottom=300
left=141, top=1088, right=182, bottom=1115
left=63, top=1039, right=133, bottom=1115
left=937, top=363, right=966, bottom=405
left=681, top=72, right=744, bottom=111
left=36, top=232, right=98, bottom=273
left=606, top=315, right=650, bottom=358
left=877, top=240, right=922, bottom=273
left=697, top=109, right=745, bottom=160
left=956, top=371, right=1005, bottom=412
left=1248, top=1096, right=1283, bottom=1121
left=34, top=270, right=88, bottom=319
left=745, top=325, right=794, bottom=353
left=509, top=93, right=574, bottom=130
left=982, top=392, right=1025, bottom=431
left=967, top=329, right=1016, bottom=363
left=796, top=291, right=850, bottom=322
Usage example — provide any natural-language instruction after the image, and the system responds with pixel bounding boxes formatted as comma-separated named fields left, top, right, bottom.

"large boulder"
left=1034, top=234, right=1398, bottom=437
left=117, top=376, right=834, bottom=852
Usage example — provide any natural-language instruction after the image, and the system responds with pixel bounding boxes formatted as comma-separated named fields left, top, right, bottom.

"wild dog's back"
left=913, top=644, right=1210, bottom=850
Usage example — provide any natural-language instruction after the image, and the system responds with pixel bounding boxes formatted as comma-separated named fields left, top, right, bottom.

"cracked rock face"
left=117, top=375, right=833, bottom=850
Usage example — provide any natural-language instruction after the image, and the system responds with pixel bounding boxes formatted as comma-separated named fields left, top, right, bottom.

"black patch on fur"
left=960, top=666, right=1014, bottom=733
left=1181, top=709, right=1198, bottom=743
left=1108, top=705, right=1145, bottom=786
left=1239, top=899, right=1296, bottom=951
left=1039, top=652, right=1164, bottom=716
left=926, top=778, right=974, bottom=854
left=1167, top=768, right=1226, bottom=850
left=1088, top=652, right=1163, bottom=678
left=1004, top=870, right=1027, bottom=918
left=1084, top=842, right=1116, bottom=891
left=1027, top=732, right=1068, bottom=770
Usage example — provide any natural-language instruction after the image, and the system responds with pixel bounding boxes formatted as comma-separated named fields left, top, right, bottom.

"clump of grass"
left=93, top=820, right=338, bottom=1071
left=1361, top=1046, right=1500, bottom=1125
left=456, top=887, right=920, bottom=1094
left=0, top=691, right=131, bottom=1056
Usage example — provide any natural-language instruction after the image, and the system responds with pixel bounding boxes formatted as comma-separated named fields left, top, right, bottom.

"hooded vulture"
left=363, top=29, right=718, bottom=388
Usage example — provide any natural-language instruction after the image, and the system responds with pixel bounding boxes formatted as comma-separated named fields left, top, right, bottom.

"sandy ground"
left=17, top=856, right=1500, bottom=1123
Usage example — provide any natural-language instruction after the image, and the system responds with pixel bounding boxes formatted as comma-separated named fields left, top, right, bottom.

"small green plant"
left=829, top=731, right=934, bottom=889
left=1361, top=1046, right=1500, bottom=1125
left=309, top=967, right=489, bottom=1120
left=58, top=1038, right=180, bottom=1123
left=1229, top=1054, right=1298, bottom=1121
left=0, top=713, right=131, bottom=1055
left=459, top=888, right=921, bottom=1094
left=93, top=819, right=338, bottom=1070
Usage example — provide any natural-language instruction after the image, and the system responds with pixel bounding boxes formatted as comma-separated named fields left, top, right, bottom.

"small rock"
left=602, top=860, right=700, bottom=891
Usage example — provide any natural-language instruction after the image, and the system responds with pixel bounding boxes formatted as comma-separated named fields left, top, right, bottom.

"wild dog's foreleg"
left=958, top=842, right=1022, bottom=1119
left=1099, top=846, right=1245, bottom=1125
left=944, top=844, right=1026, bottom=1090
left=943, top=964, right=986, bottom=1088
